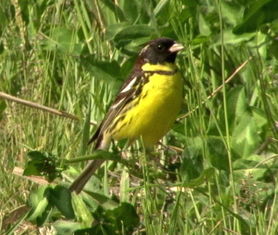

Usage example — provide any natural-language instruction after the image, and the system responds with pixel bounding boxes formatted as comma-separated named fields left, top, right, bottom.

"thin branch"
left=12, top=167, right=49, bottom=185
left=0, top=91, right=97, bottom=125
left=177, top=57, right=252, bottom=121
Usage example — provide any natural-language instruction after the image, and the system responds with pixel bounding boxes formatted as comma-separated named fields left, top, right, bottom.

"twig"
left=12, top=167, right=49, bottom=185
left=177, top=57, right=252, bottom=121
left=0, top=91, right=97, bottom=125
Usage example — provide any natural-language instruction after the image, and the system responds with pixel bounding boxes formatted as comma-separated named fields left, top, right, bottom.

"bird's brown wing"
left=89, top=70, right=147, bottom=148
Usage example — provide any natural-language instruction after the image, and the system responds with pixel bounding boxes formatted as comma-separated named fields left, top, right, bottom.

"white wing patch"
left=120, top=77, right=137, bottom=93
left=111, top=97, right=125, bottom=110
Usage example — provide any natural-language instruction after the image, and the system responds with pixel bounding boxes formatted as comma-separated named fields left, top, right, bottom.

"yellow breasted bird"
left=70, top=38, right=184, bottom=193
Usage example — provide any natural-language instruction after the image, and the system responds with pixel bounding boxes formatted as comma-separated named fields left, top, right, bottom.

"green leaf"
left=101, top=0, right=126, bottom=21
left=122, top=0, right=139, bottom=22
left=67, top=150, right=121, bottom=163
left=81, top=58, right=121, bottom=82
left=154, top=0, right=171, bottom=25
left=233, top=154, right=269, bottom=180
left=53, top=221, right=81, bottom=234
left=80, top=100, right=91, bottom=155
left=212, top=30, right=256, bottom=45
left=120, top=170, right=129, bottom=203
left=199, top=13, right=211, bottom=36
left=105, top=203, right=139, bottom=231
left=208, top=136, right=229, bottom=171
left=90, top=203, right=139, bottom=234
left=179, top=168, right=215, bottom=188
left=48, top=186, right=75, bottom=219
left=180, top=137, right=204, bottom=181
left=233, top=0, right=278, bottom=34
left=105, top=22, right=130, bottom=40
left=72, top=202, right=139, bottom=234
left=113, top=25, right=155, bottom=47
left=42, top=27, right=82, bottom=54
left=227, top=86, right=247, bottom=124
left=90, top=60, right=121, bottom=81
left=71, top=193, right=94, bottom=227
left=28, top=197, right=49, bottom=222
left=154, top=0, right=169, bottom=17
left=23, top=151, right=62, bottom=182
left=84, top=191, right=119, bottom=210
left=191, top=35, right=210, bottom=45
left=252, top=107, right=268, bottom=128
left=27, top=186, right=52, bottom=226
left=231, top=111, right=262, bottom=158
left=220, top=1, right=244, bottom=26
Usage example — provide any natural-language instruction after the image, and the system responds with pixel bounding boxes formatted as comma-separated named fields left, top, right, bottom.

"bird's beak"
left=169, top=42, right=184, bottom=53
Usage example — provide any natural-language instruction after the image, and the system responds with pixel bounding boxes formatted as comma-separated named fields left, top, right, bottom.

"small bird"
left=70, top=37, right=184, bottom=193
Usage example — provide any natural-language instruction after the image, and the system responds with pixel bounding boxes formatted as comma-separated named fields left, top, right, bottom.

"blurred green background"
left=0, top=0, right=278, bottom=234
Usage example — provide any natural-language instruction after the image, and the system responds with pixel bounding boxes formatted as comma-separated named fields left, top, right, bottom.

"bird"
left=69, top=37, right=184, bottom=193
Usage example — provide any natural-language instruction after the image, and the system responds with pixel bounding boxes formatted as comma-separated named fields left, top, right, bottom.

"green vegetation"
left=1, top=0, right=278, bottom=234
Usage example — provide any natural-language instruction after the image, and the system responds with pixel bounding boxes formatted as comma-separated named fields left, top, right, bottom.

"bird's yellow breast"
left=112, top=62, right=183, bottom=147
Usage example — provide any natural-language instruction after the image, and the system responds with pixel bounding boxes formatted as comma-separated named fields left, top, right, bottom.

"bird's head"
left=139, top=37, right=184, bottom=64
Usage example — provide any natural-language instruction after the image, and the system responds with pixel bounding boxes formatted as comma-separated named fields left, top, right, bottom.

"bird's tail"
left=69, top=136, right=110, bottom=193
left=69, top=159, right=104, bottom=193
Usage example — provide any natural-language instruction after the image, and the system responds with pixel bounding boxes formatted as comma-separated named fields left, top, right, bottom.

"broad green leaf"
left=191, top=35, right=210, bottom=45
left=233, top=0, right=278, bottom=34
left=79, top=100, right=91, bottom=155
left=154, top=0, right=171, bottom=25
left=208, top=136, right=229, bottom=171
left=212, top=30, right=256, bottom=45
left=84, top=191, right=119, bottom=210
left=24, top=151, right=62, bottom=182
left=53, top=221, right=81, bottom=234
left=105, top=22, right=130, bottom=40
left=251, top=107, right=267, bottom=129
left=233, top=154, right=270, bottom=180
left=71, top=193, right=94, bottom=227
left=42, top=27, right=82, bottom=54
left=121, top=37, right=153, bottom=55
left=101, top=0, right=126, bottom=21
left=68, top=150, right=121, bottom=163
left=120, top=169, right=129, bottom=202
left=105, top=203, right=139, bottom=233
left=231, top=111, right=261, bottom=158
left=28, top=197, right=50, bottom=223
left=226, top=86, right=247, bottom=127
left=27, top=186, right=52, bottom=226
left=199, top=13, right=211, bottom=36
left=180, top=137, right=204, bottom=180
left=73, top=203, right=139, bottom=234
left=122, top=0, right=139, bottom=22
left=179, top=168, right=215, bottom=188
left=221, top=1, right=244, bottom=26
left=48, top=186, right=75, bottom=219
left=113, top=25, right=155, bottom=45
left=28, top=186, right=48, bottom=209
left=85, top=60, right=121, bottom=82
left=154, top=0, right=169, bottom=17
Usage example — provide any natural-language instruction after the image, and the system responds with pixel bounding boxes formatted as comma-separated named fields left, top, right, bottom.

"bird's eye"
left=157, top=44, right=164, bottom=51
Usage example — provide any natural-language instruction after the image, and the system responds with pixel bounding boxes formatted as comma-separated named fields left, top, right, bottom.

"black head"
left=139, top=37, right=183, bottom=64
